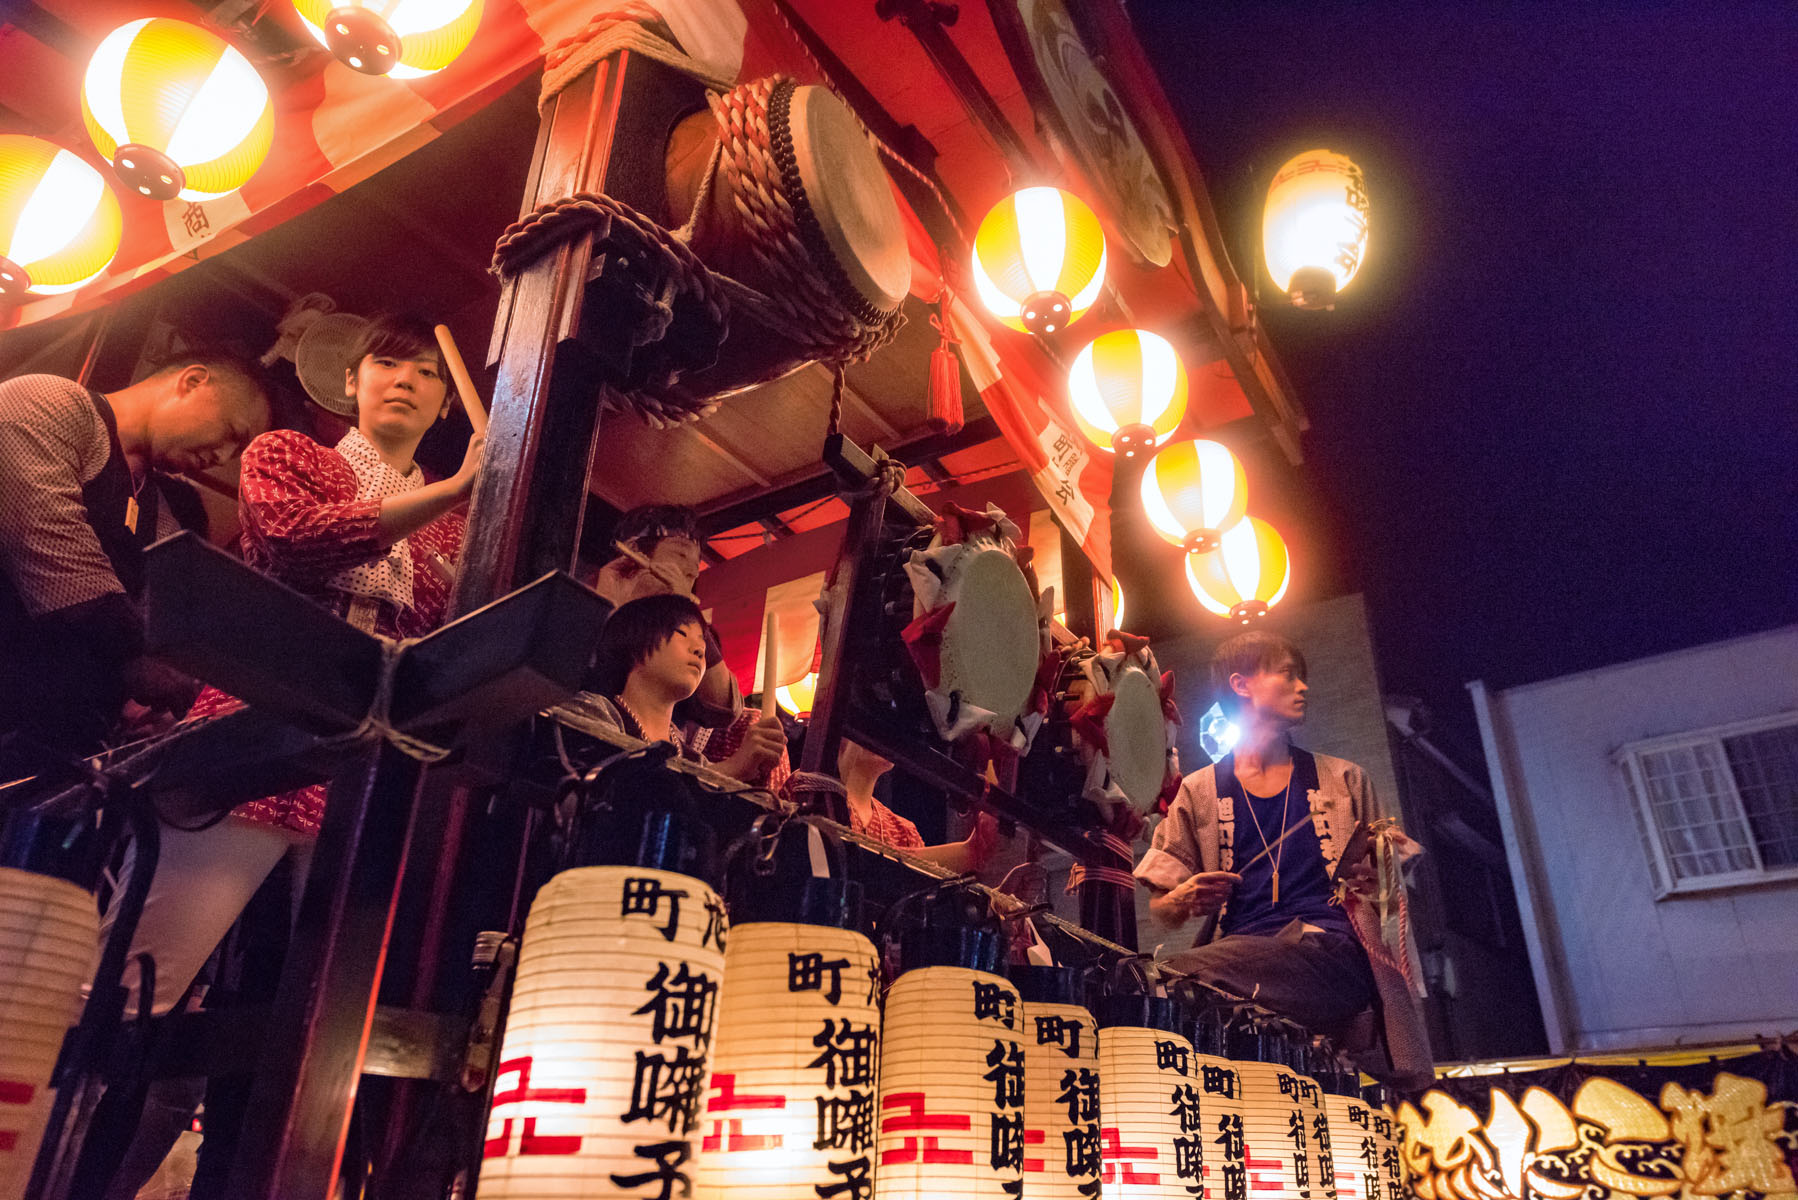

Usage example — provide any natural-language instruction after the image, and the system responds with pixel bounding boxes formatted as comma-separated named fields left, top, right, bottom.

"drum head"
left=788, top=85, right=911, bottom=315
left=938, top=547, right=1039, bottom=730
left=1106, top=664, right=1170, bottom=811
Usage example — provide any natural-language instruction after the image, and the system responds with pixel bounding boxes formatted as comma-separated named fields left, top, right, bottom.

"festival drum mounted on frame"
left=1066, top=631, right=1179, bottom=818
left=856, top=502, right=1055, bottom=753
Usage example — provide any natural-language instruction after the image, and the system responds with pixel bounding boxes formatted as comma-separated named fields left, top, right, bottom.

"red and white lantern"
left=1097, top=1006, right=1202, bottom=1198
left=1238, top=1061, right=1332, bottom=1200
left=876, top=966, right=1025, bottom=1199
left=1374, top=1105, right=1407, bottom=1200
left=477, top=865, right=727, bottom=1200
left=1016, top=971, right=1101, bottom=1200
left=1189, top=1051, right=1247, bottom=1200
left=0, top=866, right=98, bottom=1196
left=1326, top=1094, right=1386, bottom=1200
left=692, top=922, right=881, bottom=1200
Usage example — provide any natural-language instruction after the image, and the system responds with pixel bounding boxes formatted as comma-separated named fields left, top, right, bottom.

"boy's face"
left=1232, top=653, right=1309, bottom=726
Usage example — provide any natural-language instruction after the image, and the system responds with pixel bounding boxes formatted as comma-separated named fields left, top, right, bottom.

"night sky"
left=1130, top=0, right=1798, bottom=749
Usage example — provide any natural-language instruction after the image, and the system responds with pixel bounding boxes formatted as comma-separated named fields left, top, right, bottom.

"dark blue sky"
left=1131, top=0, right=1797, bottom=744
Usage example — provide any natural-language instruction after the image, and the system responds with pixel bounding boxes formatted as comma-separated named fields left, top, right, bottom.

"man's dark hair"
left=1211, top=630, right=1307, bottom=714
left=604, top=505, right=700, bottom=564
left=143, top=348, right=270, bottom=405
left=590, top=593, right=706, bottom=696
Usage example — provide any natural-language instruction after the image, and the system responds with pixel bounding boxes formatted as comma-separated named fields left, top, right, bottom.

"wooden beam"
left=686, top=424, right=772, bottom=489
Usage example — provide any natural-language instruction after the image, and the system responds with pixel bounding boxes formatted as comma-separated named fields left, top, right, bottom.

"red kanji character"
left=1025, top=1127, right=1047, bottom=1172
left=2, top=1078, right=36, bottom=1155
left=483, top=1056, right=588, bottom=1158
left=880, top=1092, right=973, bottom=1165
left=1101, top=1126, right=1160, bottom=1185
left=1248, top=1153, right=1289, bottom=1193
left=701, top=1072, right=788, bottom=1153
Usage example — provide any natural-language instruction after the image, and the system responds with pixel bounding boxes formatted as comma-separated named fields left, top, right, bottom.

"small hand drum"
left=1068, top=637, right=1178, bottom=816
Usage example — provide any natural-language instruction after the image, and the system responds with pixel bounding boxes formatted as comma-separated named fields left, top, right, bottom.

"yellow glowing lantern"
left=1106, top=575, right=1126, bottom=633
left=477, top=865, right=726, bottom=1199
left=972, top=186, right=1107, bottom=335
left=1096, top=1002, right=1201, bottom=1198
left=81, top=19, right=272, bottom=203
left=1263, top=150, right=1369, bottom=310
left=776, top=672, right=818, bottom=717
left=0, top=866, right=100, bottom=1195
left=1067, top=329, right=1189, bottom=460
left=1326, top=1094, right=1385, bottom=1200
left=693, top=922, right=881, bottom=1200
left=877, top=965, right=1025, bottom=1199
left=0, top=136, right=122, bottom=300
left=1185, top=516, right=1291, bottom=624
left=1238, top=1061, right=1327, bottom=1200
left=1190, top=1051, right=1248, bottom=1200
left=1141, top=438, right=1249, bottom=554
left=1016, top=970, right=1101, bottom=1200
left=292, top=0, right=484, bottom=77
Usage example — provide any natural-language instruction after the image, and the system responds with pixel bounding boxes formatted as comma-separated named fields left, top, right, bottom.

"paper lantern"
left=972, top=186, right=1107, bottom=335
left=777, top=672, right=818, bottom=717
left=292, top=0, right=484, bottom=78
left=0, top=136, right=122, bottom=299
left=1372, top=1106, right=1406, bottom=1200
left=1190, top=1053, right=1248, bottom=1200
left=1141, top=439, right=1250, bottom=554
left=877, top=966, right=1025, bottom=1199
left=1326, top=1095, right=1388, bottom=1200
left=0, top=866, right=98, bottom=1196
left=1017, top=976, right=1101, bottom=1200
left=1263, top=150, right=1369, bottom=310
left=81, top=19, right=272, bottom=202
left=692, top=922, right=880, bottom=1200
left=1067, top=329, right=1189, bottom=460
left=477, top=866, right=727, bottom=1200
left=1109, top=576, right=1126, bottom=632
left=1185, top=516, right=1291, bottom=624
left=1238, top=1062, right=1339, bottom=1200
left=1097, top=1008, right=1202, bottom=1199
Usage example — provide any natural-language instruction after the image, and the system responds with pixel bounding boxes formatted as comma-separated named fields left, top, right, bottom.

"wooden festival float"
left=0, top=2, right=1392, bottom=1197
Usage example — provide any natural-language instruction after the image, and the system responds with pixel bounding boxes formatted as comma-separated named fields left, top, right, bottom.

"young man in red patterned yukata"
left=92, top=314, right=484, bottom=1198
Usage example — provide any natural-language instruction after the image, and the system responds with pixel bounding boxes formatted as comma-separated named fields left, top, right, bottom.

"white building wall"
left=1470, top=625, right=1798, bottom=1053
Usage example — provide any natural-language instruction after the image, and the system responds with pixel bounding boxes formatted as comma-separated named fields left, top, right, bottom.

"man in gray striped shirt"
left=0, top=357, right=270, bottom=764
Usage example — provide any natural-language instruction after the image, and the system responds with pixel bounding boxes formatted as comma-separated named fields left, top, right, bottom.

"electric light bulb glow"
left=0, top=136, right=122, bottom=298
left=1185, top=516, right=1291, bottom=623
left=776, top=672, right=818, bottom=717
left=1067, top=328, right=1188, bottom=459
left=292, top=0, right=485, bottom=78
left=1140, top=438, right=1250, bottom=553
left=1109, top=576, right=1126, bottom=631
left=81, top=19, right=273, bottom=202
left=1263, top=149, right=1369, bottom=309
left=971, top=186, right=1107, bottom=335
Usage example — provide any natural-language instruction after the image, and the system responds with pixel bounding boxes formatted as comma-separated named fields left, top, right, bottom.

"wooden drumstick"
left=610, top=539, right=691, bottom=596
left=432, top=323, right=488, bottom=438
left=760, top=612, right=780, bottom=719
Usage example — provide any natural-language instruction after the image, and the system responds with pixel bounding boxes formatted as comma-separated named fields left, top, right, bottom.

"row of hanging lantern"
left=971, top=152, right=1364, bottom=624
left=470, top=756, right=1412, bottom=1200
left=0, top=0, right=482, bottom=300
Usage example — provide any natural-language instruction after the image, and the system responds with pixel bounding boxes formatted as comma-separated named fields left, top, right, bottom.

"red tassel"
left=928, top=295, right=965, bottom=435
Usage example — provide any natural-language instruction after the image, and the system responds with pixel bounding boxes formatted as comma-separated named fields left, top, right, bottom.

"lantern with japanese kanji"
left=972, top=186, right=1107, bottom=335
left=1372, top=1105, right=1406, bottom=1200
left=1185, top=516, right=1291, bottom=624
left=1141, top=439, right=1250, bottom=554
left=1189, top=1050, right=1247, bottom=1200
left=1326, top=1094, right=1387, bottom=1200
left=1097, top=996, right=1203, bottom=1199
left=0, top=136, right=121, bottom=299
left=1015, top=967, right=1102, bottom=1200
left=0, top=866, right=99, bottom=1196
left=1067, top=329, right=1189, bottom=460
left=1238, top=1061, right=1329, bottom=1200
left=81, top=19, right=273, bottom=202
left=1263, top=150, right=1369, bottom=310
left=476, top=866, right=727, bottom=1200
left=692, top=922, right=881, bottom=1200
left=291, top=0, right=484, bottom=78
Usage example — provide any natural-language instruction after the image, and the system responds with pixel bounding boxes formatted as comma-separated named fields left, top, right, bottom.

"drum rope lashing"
left=538, top=3, right=737, bottom=105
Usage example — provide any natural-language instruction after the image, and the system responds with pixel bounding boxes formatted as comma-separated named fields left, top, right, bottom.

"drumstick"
left=432, top=324, right=488, bottom=438
left=610, top=539, right=690, bottom=596
left=760, top=612, right=780, bottom=719
left=1233, top=817, right=1308, bottom=872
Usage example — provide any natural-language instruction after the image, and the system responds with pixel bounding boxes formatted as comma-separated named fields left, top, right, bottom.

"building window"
left=1619, top=714, right=1798, bottom=895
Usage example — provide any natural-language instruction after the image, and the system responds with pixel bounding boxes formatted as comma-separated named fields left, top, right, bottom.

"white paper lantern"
left=1190, top=1053, right=1248, bottom=1200
left=1238, top=1061, right=1337, bottom=1200
left=1019, top=998, right=1101, bottom=1200
left=1326, top=1095, right=1382, bottom=1200
left=877, top=966, right=1025, bottom=1199
left=0, top=866, right=98, bottom=1197
left=477, top=865, right=727, bottom=1200
left=1098, top=1023, right=1201, bottom=1199
left=692, top=922, right=881, bottom=1200
left=1374, top=1105, right=1408, bottom=1200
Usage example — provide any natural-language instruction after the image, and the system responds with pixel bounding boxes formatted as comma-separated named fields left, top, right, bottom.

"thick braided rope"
left=538, top=3, right=734, bottom=107
left=707, top=76, right=903, bottom=364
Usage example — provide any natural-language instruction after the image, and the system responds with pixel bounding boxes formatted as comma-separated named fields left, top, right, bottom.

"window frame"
left=1615, top=710, right=1798, bottom=898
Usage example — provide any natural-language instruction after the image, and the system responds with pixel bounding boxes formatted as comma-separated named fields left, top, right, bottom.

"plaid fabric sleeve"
left=0, top=375, right=121, bottom=616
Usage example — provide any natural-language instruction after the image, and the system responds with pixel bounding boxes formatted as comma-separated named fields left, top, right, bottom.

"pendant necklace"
left=1238, top=767, right=1295, bottom=904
